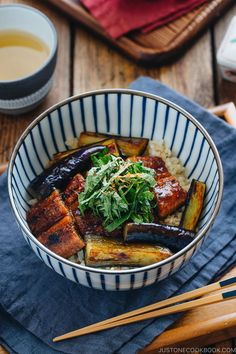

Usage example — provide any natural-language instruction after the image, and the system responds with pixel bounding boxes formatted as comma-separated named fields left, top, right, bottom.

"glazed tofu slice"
left=37, top=215, right=85, bottom=258
left=74, top=211, right=121, bottom=238
left=62, top=173, right=85, bottom=209
left=154, top=176, right=187, bottom=218
left=128, top=156, right=187, bottom=218
left=27, top=190, right=69, bottom=235
left=128, top=156, right=169, bottom=179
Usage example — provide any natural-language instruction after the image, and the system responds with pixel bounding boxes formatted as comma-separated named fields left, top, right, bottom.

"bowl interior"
left=9, top=90, right=222, bottom=268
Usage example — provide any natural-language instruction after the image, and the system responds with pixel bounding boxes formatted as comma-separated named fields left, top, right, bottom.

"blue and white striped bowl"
left=8, top=89, right=223, bottom=291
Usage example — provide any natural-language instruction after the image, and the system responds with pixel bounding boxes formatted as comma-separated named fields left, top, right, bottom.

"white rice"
left=148, top=140, right=190, bottom=190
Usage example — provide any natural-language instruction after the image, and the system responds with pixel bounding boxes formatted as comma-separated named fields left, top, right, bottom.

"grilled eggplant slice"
left=85, top=234, right=172, bottom=267
left=52, top=138, right=120, bottom=163
left=52, top=148, right=79, bottom=162
left=78, top=132, right=107, bottom=146
left=180, top=179, right=206, bottom=231
left=116, top=138, right=148, bottom=157
left=124, top=223, right=195, bottom=253
left=78, top=131, right=148, bottom=157
left=27, top=190, right=69, bottom=236
left=28, top=145, right=105, bottom=199
left=98, top=138, right=120, bottom=156
left=37, top=215, right=85, bottom=258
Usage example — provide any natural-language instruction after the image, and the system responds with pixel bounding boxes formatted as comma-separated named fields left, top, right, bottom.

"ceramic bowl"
left=8, top=89, right=223, bottom=291
left=0, top=4, right=57, bottom=115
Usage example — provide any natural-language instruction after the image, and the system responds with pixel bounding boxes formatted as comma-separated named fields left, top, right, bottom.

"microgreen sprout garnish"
left=78, top=152, right=156, bottom=231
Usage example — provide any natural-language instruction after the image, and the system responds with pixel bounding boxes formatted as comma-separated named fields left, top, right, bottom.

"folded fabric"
left=141, top=0, right=206, bottom=33
left=1, top=238, right=236, bottom=354
left=0, top=306, right=59, bottom=354
left=1, top=77, right=236, bottom=354
left=81, top=0, right=207, bottom=38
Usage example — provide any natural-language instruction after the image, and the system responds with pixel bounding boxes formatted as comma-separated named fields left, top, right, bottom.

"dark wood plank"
left=73, top=26, right=214, bottom=108
left=0, top=0, right=71, bottom=164
left=214, top=4, right=236, bottom=104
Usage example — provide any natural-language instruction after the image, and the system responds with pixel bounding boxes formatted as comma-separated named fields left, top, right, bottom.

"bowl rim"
left=8, top=88, right=224, bottom=275
left=0, top=4, right=58, bottom=84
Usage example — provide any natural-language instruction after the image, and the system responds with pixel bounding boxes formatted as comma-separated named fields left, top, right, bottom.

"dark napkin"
left=0, top=305, right=59, bottom=354
left=80, top=0, right=207, bottom=38
left=1, top=77, right=236, bottom=354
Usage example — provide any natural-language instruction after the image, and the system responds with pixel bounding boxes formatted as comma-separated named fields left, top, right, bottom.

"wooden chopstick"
left=53, top=287, right=236, bottom=341
left=53, top=276, right=236, bottom=342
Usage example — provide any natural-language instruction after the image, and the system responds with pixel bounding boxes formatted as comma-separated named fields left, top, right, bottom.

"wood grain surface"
left=0, top=0, right=236, bottom=353
left=73, top=27, right=214, bottom=107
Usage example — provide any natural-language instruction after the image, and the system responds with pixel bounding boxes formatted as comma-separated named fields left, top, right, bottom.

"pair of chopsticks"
left=53, top=276, right=236, bottom=342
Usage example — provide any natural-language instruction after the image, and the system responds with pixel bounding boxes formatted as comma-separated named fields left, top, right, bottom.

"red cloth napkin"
left=81, top=0, right=207, bottom=38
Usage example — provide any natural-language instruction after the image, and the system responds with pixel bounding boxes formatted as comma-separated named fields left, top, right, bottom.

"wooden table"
left=0, top=0, right=236, bottom=352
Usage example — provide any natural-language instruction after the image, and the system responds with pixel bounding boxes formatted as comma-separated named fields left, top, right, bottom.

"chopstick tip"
left=52, top=336, right=63, bottom=343
left=53, top=332, right=79, bottom=342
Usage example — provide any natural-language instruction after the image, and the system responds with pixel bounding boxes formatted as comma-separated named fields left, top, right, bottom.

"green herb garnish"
left=78, top=153, right=156, bottom=232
